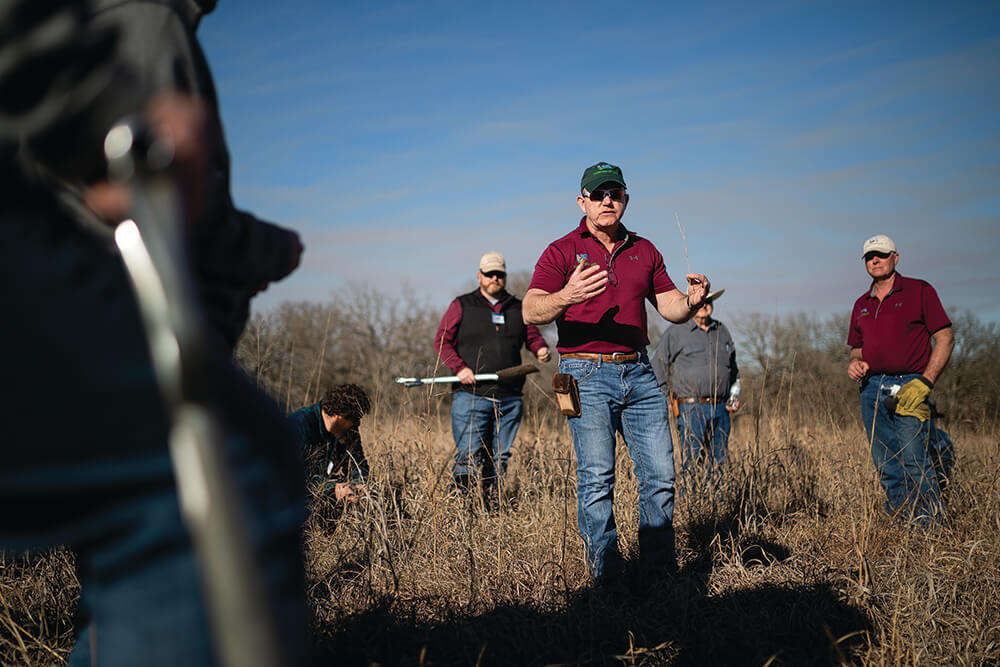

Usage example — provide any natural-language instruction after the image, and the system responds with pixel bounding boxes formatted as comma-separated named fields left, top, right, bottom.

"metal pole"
left=106, top=120, right=286, bottom=667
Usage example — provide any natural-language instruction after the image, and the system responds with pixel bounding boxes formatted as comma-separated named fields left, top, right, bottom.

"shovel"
left=396, top=363, right=539, bottom=387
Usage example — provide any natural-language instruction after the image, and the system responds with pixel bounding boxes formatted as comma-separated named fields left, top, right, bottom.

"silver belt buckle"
left=611, top=352, right=631, bottom=363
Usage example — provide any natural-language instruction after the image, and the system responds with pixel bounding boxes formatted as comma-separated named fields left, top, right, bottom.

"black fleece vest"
left=453, top=290, right=528, bottom=398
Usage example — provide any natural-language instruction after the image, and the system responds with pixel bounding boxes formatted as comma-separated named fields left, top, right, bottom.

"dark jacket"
left=5, top=0, right=300, bottom=349
left=0, top=0, right=305, bottom=548
left=288, top=403, right=368, bottom=496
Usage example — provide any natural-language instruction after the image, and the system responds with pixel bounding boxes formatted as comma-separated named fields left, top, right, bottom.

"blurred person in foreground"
left=847, top=234, right=954, bottom=524
left=523, top=162, right=709, bottom=585
left=0, top=1, right=310, bottom=664
left=652, top=289, right=740, bottom=494
left=435, top=252, right=551, bottom=507
left=289, top=384, right=372, bottom=510
left=39, top=0, right=305, bottom=352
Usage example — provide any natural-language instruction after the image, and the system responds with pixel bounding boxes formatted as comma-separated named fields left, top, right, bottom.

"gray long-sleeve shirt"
left=652, top=319, right=739, bottom=400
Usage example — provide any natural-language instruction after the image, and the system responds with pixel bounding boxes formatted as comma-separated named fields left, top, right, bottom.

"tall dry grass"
left=3, top=295, right=998, bottom=665
left=7, top=394, right=996, bottom=665
left=298, top=393, right=999, bottom=666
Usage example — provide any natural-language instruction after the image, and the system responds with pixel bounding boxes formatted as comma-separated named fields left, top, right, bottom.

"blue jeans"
left=451, top=391, right=524, bottom=484
left=559, top=355, right=676, bottom=579
left=65, top=489, right=220, bottom=667
left=65, top=482, right=310, bottom=667
left=928, top=420, right=955, bottom=492
left=860, top=374, right=941, bottom=522
left=676, top=402, right=730, bottom=490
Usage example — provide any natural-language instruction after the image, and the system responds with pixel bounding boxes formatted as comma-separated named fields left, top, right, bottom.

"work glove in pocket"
left=894, top=376, right=932, bottom=422
left=552, top=373, right=581, bottom=417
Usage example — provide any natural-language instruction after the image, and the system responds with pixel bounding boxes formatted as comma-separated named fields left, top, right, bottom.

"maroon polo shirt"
left=528, top=217, right=676, bottom=354
left=847, top=273, right=951, bottom=375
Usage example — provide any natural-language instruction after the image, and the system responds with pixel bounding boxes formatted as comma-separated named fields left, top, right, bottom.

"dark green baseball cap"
left=580, top=162, right=626, bottom=193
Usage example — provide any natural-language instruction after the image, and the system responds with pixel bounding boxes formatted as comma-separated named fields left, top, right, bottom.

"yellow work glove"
left=894, top=376, right=932, bottom=422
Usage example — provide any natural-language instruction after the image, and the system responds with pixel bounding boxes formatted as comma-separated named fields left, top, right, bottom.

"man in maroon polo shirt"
left=847, top=234, right=954, bottom=523
left=435, top=251, right=551, bottom=506
left=523, top=162, right=709, bottom=584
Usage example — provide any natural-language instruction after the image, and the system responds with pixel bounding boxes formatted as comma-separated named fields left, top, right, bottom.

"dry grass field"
left=4, top=388, right=997, bottom=666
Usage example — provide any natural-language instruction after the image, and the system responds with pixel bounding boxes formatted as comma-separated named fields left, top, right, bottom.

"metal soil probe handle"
left=105, top=120, right=286, bottom=667
left=396, top=363, right=539, bottom=387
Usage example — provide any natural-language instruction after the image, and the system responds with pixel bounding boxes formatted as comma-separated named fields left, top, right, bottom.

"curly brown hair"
left=319, top=383, right=371, bottom=424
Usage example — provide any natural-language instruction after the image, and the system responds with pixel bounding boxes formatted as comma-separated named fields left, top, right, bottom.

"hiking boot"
left=452, top=474, right=474, bottom=496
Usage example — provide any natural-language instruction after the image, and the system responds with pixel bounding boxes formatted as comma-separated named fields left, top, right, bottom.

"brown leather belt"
left=560, top=352, right=640, bottom=363
left=676, top=396, right=724, bottom=404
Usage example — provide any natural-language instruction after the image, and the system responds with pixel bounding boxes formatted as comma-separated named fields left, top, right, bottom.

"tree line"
left=235, top=285, right=1000, bottom=430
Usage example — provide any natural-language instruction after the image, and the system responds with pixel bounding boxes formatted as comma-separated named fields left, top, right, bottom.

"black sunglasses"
left=585, top=188, right=626, bottom=202
left=481, top=271, right=506, bottom=279
left=863, top=251, right=892, bottom=261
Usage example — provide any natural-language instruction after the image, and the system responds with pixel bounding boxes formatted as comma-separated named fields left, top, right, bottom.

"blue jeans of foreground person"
left=928, top=421, right=955, bottom=492
left=65, top=476, right=309, bottom=667
left=559, top=355, right=677, bottom=581
left=677, top=401, right=730, bottom=492
left=451, top=392, right=524, bottom=486
left=860, top=373, right=942, bottom=523
left=63, top=440, right=310, bottom=667
left=2, top=192, right=310, bottom=667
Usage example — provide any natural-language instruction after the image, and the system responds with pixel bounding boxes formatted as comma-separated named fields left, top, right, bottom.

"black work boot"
left=452, top=474, right=474, bottom=496
left=481, top=476, right=501, bottom=513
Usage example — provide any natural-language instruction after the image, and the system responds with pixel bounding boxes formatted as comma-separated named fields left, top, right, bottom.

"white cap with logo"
left=862, top=234, right=896, bottom=257
left=479, top=251, right=506, bottom=273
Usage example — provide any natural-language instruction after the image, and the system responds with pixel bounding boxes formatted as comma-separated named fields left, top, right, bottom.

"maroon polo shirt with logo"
left=528, top=217, right=676, bottom=354
left=847, top=273, right=951, bottom=376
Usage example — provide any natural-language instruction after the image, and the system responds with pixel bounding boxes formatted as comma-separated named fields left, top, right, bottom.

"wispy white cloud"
left=205, top=1, right=1000, bottom=325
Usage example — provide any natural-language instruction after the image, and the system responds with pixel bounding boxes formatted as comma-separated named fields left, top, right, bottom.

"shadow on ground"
left=312, top=502, right=869, bottom=667
left=313, top=479, right=863, bottom=665
left=313, top=573, right=870, bottom=666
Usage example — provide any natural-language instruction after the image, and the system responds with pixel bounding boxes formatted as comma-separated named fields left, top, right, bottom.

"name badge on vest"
left=491, top=312, right=505, bottom=325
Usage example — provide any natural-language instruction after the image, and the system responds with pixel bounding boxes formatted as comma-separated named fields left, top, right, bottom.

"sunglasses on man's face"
left=482, top=271, right=506, bottom=280
left=585, top=188, right=626, bottom=202
left=864, top=251, right=892, bottom=262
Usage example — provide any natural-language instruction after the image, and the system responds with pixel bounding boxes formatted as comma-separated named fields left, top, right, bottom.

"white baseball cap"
left=862, top=234, right=896, bottom=257
left=479, top=251, right=506, bottom=273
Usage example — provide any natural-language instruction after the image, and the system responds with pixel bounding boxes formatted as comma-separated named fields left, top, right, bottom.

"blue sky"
left=200, top=1, right=1000, bottom=325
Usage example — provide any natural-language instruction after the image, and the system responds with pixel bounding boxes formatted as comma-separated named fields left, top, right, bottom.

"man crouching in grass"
left=289, top=384, right=372, bottom=509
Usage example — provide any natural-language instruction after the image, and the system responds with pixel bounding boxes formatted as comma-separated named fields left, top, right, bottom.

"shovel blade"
left=494, top=363, right=539, bottom=382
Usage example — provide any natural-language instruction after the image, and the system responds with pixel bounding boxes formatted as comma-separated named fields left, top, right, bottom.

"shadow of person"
left=679, top=504, right=790, bottom=576
left=311, top=569, right=871, bottom=666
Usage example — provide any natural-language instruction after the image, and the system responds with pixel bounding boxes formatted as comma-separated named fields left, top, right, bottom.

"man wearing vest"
left=847, top=234, right=954, bottom=524
left=434, top=252, right=552, bottom=505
